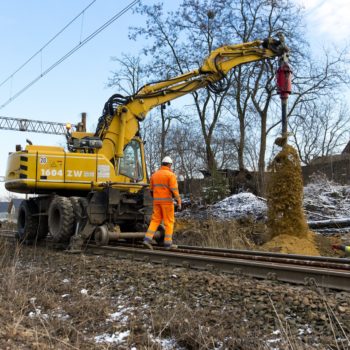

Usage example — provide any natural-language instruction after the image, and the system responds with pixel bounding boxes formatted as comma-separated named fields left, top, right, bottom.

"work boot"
left=164, top=244, right=178, bottom=250
left=143, top=240, right=153, bottom=250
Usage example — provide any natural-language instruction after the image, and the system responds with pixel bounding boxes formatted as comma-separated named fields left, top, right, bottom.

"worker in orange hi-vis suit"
left=143, top=156, right=182, bottom=250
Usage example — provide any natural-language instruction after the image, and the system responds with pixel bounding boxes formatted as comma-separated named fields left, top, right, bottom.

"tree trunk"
left=160, top=106, right=166, bottom=160
left=205, top=136, right=217, bottom=174
left=258, top=112, right=267, bottom=195
left=238, top=114, right=245, bottom=171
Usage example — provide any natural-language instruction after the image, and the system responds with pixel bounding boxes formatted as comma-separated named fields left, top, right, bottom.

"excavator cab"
left=119, top=139, right=144, bottom=182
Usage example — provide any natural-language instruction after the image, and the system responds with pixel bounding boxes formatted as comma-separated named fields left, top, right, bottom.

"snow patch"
left=179, top=178, right=350, bottom=227
left=94, top=330, right=130, bottom=344
left=151, top=335, right=185, bottom=350
left=28, top=308, right=48, bottom=319
left=209, top=192, right=267, bottom=220
left=303, top=179, right=350, bottom=220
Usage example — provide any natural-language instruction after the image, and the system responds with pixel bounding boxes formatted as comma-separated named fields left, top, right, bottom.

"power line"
left=0, top=0, right=97, bottom=89
left=0, top=0, right=140, bottom=110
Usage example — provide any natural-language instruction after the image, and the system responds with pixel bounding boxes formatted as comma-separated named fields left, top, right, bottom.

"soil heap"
left=265, top=144, right=319, bottom=255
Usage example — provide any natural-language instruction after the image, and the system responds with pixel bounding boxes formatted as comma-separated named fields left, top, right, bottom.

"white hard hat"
left=162, top=156, right=173, bottom=164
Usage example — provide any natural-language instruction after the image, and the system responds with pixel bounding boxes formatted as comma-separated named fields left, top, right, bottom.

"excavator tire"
left=48, top=196, right=75, bottom=243
left=17, top=200, right=39, bottom=242
left=69, top=197, right=81, bottom=232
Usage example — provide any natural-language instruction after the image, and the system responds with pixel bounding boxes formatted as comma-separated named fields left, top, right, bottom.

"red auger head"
left=276, top=62, right=292, bottom=100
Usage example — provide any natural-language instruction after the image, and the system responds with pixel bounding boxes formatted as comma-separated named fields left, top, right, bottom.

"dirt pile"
left=263, top=231, right=320, bottom=255
left=267, top=144, right=309, bottom=239
left=264, top=144, right=320, bottom=255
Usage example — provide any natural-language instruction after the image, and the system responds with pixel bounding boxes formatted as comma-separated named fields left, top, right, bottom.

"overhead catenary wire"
left=0, top=0, right=98, bottom=89
left=0, top=0, right=140, bottom=110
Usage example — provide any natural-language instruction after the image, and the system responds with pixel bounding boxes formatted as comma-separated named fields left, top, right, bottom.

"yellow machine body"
left=6, top=137, right=148, bottom=194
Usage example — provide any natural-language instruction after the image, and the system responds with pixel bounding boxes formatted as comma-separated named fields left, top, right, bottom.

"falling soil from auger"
left=264, top=144, right=319, bottom=255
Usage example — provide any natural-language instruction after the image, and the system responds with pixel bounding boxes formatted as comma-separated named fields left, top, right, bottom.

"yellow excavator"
left=5, top=36, right=289, bottom=248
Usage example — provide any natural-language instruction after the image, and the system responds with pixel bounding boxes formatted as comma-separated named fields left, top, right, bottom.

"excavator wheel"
left=69, top=197, right=81, bottom=231
left=17, top=200, right=39, bottom=242
left=48, top=196, right=75, bottom=243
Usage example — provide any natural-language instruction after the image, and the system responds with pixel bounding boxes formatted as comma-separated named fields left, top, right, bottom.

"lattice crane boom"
left=0, top=116, right=77, bottom=135
left=0, top=113, right=87, bottom=135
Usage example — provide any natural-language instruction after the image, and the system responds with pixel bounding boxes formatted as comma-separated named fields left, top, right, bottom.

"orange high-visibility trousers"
left=145, top=204, right=175, bottom=246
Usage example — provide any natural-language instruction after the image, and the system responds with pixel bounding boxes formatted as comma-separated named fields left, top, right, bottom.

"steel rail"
left=84, top=244, right=350, bottom=292
left=1, top=230, right=349, bottom=291
left=178, top=245, right=350, bottom=263
left=114, top=242, right=350, bottom=270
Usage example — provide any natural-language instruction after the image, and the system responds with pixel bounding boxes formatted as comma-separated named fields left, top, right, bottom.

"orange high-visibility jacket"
left=150, top=166, right=181, bottom=205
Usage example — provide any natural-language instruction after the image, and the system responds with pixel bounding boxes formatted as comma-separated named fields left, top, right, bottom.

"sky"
left=0, top=0, right=349, bottom=199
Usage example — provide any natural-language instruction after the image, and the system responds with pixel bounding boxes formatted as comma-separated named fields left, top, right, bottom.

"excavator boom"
left=98, top=37, right=288, bottom=161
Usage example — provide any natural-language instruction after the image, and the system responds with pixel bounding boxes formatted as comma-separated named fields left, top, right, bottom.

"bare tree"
left=141, top=112, right=162, bottom=175
left=289, top=101, right=350, bottom=164
left=130, top=1, right=235, bottom=174
left=167, top=123, right=203, bottom=180
left=107, top=53, right=145, bottom=95
left=108, top=52, right=183, bottom=164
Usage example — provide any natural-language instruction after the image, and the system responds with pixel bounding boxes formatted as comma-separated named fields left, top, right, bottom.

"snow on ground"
left=209, top=192, right=267, bottom=220
left=94, top=330, right=130, bottom=344
left=179, top=178, right=350, bottom=222
left=303, top=179, right=350, bottom=220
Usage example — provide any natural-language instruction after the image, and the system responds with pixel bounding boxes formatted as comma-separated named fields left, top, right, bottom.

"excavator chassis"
left=17, top=186, right=155, bottom=247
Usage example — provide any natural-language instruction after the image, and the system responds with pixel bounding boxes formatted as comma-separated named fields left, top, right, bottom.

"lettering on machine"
left=67, top=170, right=83, bottom=177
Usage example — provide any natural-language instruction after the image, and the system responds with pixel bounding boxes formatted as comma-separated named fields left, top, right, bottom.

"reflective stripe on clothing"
left=145, top=230, right=155, bottom=240
left=145, top=203, right=175, bottom=245
left=150, top=166, right=181, bottom=205
left=164, top=233, right=173, bottom=243
left=152, top=197, right=173, bottom=202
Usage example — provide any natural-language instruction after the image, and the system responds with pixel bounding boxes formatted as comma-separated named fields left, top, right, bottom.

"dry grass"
left=0, top=235, right=348, bottom=349
left=175, top=217, right=270, bottom=249
left=0, top=239, right=107, bottom=349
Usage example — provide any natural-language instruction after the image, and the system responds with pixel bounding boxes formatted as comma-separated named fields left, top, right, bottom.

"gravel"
left=0, top=243, right=349, bottom=349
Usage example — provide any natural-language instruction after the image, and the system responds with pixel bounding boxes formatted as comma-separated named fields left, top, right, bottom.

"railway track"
left=1, top=230, right=349, bottom=292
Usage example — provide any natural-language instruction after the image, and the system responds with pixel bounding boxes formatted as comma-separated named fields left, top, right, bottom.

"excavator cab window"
left=119, top=140, right=143, bottom=182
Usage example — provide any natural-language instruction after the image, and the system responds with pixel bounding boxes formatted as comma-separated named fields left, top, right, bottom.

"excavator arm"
left=97, top=36, right=289, bottom=162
